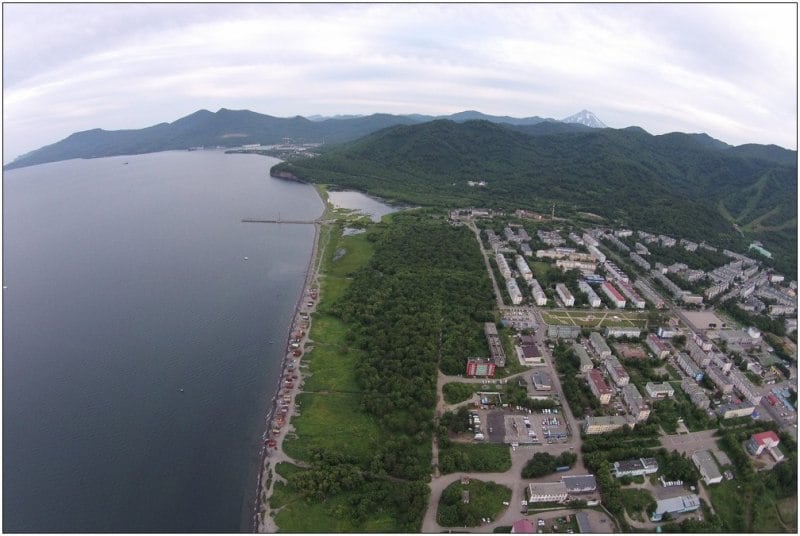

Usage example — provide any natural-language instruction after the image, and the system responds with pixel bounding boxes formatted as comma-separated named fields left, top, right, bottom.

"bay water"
left=3, top=150, right=324, bottom=532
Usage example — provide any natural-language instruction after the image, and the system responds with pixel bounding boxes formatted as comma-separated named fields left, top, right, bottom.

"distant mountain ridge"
left=6, top=108, right=610, bottom=169
left=562, top=109, right=607, bottom=128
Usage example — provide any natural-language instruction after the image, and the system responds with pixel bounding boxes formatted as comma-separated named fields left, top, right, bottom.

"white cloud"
left=3, top=3, right=796, bottom=162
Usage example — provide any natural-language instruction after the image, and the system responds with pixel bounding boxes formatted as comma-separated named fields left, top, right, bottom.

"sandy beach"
left=252, top=191, right=331, bottom=533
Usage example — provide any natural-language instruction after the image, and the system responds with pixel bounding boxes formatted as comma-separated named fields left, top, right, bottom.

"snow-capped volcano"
left=562, top=110, right=607, bottom=128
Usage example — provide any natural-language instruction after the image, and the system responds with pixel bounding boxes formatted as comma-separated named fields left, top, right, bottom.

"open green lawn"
left=776, top=497, right=797, bottom=532
left=302, top=314, right=362, bottom=393
left=282, top=391, right=383, bottom=463
left=443, top=382, right=482, bottom=404
left=539, top=309, right=651, bottom=328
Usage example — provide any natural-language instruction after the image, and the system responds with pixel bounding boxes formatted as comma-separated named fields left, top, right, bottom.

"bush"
left=443, top=383, right=477, bottom=404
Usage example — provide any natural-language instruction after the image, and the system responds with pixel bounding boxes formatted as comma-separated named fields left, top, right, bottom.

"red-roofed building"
left=511, top=519, right=536, bottom=533
left=747, top=431, right=780, bottom=456
left=601, top=281, right=627, bottom=308
left=588, top=369, right=613, bottom=405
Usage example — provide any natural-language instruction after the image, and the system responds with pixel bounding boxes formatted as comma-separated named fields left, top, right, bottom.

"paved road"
left=468, top=221, right=505, bottom=309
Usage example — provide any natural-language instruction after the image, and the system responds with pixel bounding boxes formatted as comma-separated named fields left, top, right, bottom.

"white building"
left=651, top=495, right=701, bottom=522
left=578, top=280, right=602, bottom=308
left=692, top=450, right=723, bottom=485
left=587, top=244, right=606, bottom=263
left=515, top=255, right=533, bottom=281
left=645, top=382, right=674, bottom=399
left=728, top=368, right=763, bottom=405
left=556, top=283, right=575, bottom=307
left=530, top=279, right=548, bottom=306
left=506, top=278, right=523, bottom=305
left=496, top=254, right=512, bottom=280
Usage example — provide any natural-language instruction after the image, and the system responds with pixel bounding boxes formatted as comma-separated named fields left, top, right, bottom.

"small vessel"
left=244, top=256, right=249, bottom=260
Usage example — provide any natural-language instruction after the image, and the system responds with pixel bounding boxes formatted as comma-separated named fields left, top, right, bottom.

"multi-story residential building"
left=605, top=356, right=630, bottom=387
left=635, top=279, right=665, bottom=309
left=604, top=234, right=630, bottom=252
left=685, top=339, right=711, bottom=367
left=677, top=353, right=704, bottom=381
left=704, top=365, right=734, bottom=394
left=484, top=322, right=506, bottom=367
left=504, top=226, right=518, bottom=243
left=583, top=415, right=632, bottom=435
left=601, top=281, right=627, bottom=308
left=605, top=326, right=642, bottom=338
left=530, top=279, right=547, bottom=306
left=515, top=255, right=533, bottom=281
left=659, top=235, right=677, bottom=247
left=547, top=324, right=582, bottom=339
left=616, top=280, right=646, bottom=309
left=622, top=384, right=649, bottom=421
left=717, top=400, right=755, bottom=419
left=588, top=369, right=613, bottom=405
left=651, top=270, right=683, bottom=299
left=680, top=239, right=698, bottom=251
left=646, top=334, right=670, bottom=359
left=572, top=342, right=594, bottom=372
left=589, top=332, right=611, bottom=359
left=556, top=283, right=575, bottom=307
left=569, top=232, right=584, bottom=246
left=615, top=229, right=633, bottom=237
left=634, top=242, right=650, bottom=255
left=681, top=378, right=710, bottom=409
left=603, top=261, right=629, bottom=283
left=506, top=279, right=523, bottom=305
left=645, top=381, right=674, bottom=399
left=556, top=260, right=597, bottom=272
left=728, top=368, right=763, bottom=405
left=496, top=253, right=512, bottom=280
left=630, top=252, right=651, bottom=271
left=578, top=280, right=601, bottom=308
left=582, top=233, right=599, bottom=247
left=537, top=230, right=566, bottom=246
left=520, top=243, right=533, bottom=257
left=587, top=244, right=606, bottom=263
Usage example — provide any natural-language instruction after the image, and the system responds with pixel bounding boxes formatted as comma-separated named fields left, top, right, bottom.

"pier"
left=242, top=218, right=322, bottom=225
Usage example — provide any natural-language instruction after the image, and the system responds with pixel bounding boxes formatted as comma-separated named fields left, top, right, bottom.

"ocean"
left=3, top=150, right=323, bottom=532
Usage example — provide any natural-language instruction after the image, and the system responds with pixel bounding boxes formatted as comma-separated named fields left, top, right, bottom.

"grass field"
left=540, top=309, right=651, bottom=329
left=437, top=479, right=512, bottom=527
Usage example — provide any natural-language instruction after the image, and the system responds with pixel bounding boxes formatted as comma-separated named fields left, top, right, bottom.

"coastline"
left=251, top=185, right=330, bottom=533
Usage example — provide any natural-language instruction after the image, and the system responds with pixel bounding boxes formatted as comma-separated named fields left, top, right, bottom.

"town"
left=423, top=207, right=798, bottom=532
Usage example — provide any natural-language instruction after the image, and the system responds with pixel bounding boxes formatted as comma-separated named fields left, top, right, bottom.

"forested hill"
left=5, top=108, right=586, bottom=170
left=272, top=119, right=798, bottom=274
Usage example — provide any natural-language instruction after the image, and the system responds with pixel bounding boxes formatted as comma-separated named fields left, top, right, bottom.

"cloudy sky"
left=3, top=3, right=797, bottom=162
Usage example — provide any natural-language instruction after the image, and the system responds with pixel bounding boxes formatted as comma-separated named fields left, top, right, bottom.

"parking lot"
left=479, top=408, right=571, bottom=446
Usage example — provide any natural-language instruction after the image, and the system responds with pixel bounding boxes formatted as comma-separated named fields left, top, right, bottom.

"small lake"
left=326, top=190, right=399, bottom=222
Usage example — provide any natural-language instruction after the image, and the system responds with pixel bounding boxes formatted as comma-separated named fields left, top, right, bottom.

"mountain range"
left=271, top=119, right=796, bottom=274
left=6, top=108, right=604, bottom=170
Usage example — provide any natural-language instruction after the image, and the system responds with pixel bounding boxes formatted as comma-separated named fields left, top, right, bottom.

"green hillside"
left=273, top=120, right=797, bottom=273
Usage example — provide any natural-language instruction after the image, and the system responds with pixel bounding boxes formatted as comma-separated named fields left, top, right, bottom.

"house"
left=651, top=494, right=701, bottom=522
left=692, top=450, right=723, bottom=485
left=511, top=519, right=536, bottom=533
left=612, top=457, right=659, bottom=478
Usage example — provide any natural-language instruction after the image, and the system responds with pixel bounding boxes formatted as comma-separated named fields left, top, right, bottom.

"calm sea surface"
left=3, top=150, right=324, bottom=532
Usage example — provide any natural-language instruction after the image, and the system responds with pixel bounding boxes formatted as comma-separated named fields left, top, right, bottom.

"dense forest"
left=273, top=119, right=797, bottom=274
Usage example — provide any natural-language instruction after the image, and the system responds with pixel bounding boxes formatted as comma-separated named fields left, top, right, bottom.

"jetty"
left=242, top=218, right=320, bottom=225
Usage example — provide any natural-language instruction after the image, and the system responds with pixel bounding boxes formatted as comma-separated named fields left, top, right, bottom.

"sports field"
left=540, top=309, right=651, bottom=328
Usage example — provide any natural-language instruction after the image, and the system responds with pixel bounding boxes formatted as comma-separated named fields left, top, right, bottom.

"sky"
left=3, top=3, right=797, bottom=162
